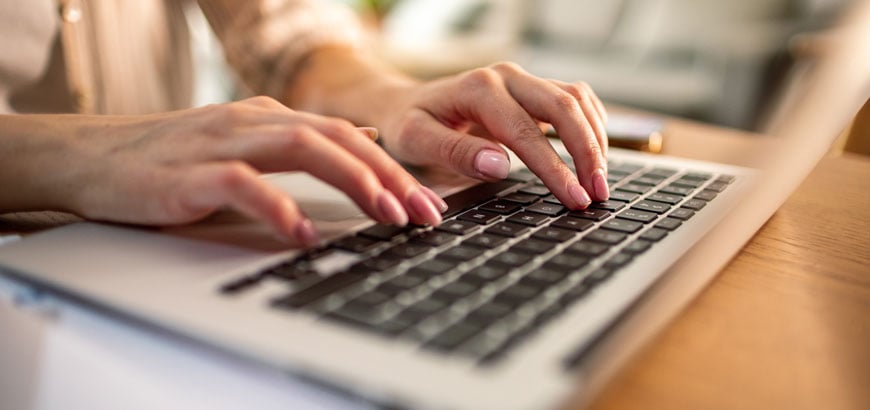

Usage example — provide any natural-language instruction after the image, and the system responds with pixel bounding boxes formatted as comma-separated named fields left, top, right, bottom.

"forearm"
left=282, top=47, right=419, bottom=128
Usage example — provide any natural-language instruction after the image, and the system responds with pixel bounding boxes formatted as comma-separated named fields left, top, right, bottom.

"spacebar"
left=441, top=180, right=524, bottom=219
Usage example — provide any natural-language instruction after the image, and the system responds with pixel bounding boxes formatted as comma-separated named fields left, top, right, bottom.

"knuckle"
left=321, top=117, right=357, bottom=139
left=552, top=91, right=580, bottom=112
left=437, top=135, right=471, bottom=170
left=489, top=61, right=523, bottom=74
left=284, top=125, right=319, bottom=150
left=245, top=95, right=283, bottom=109
left=461, top=67, right=501, bottom=91
left=218, top=161, right=256, bottom=190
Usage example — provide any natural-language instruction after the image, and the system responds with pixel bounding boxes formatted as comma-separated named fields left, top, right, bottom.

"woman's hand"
left=0, top=97, right=446, bottom=247
left=377, top=62, right=610, bottom=209
left=287, top=50, right=609, bottom=210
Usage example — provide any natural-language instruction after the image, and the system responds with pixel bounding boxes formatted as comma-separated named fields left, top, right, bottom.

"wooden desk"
left=581, top=141, right=870, bottom=408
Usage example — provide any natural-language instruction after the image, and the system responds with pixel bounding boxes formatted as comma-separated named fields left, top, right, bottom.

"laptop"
left=1, top=2, right=868, bottom=409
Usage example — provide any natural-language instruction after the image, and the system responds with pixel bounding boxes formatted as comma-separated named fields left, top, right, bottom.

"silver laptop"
left=1, top=2, right=868, bottom=409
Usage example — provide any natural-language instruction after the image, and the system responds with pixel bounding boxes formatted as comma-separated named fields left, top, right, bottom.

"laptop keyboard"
left=222, top=159, right=735, bottom=365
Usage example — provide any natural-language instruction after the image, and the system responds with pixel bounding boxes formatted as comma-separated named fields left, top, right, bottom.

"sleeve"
left=197, top=0, right=365, bottom=98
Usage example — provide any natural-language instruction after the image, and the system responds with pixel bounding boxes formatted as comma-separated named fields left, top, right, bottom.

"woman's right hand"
left=0, top=97, right=446, bottom=247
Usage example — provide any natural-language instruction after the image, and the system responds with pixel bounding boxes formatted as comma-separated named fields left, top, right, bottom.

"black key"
left=415, top=258, right=456, bottom=274
left=490, top=251, right=534, bottom=267
left=486, top=222, right=531, bottom=237
left=437, top=220, right=480, bottom=235
left=412, top=230, right=456, bottom=246
left=405, top=298, right=447, bottom=316
left=610, top=162, right=644, bottom=174
left=221, top=276, right=259, bottom=294
left=655, top=217, right=683, bottom=231
left=560, top=282, right=591, bottom=306
left=583, top=268, right=613, bottom=285
left=299, top=247, right=335, bottom=262
left=716, top=175, right=736, bottom=184
left=629, top=177, right=661, bottom=186
left=585, top=229, right=627, bottom=245
left=568, top=208, right=610, bottom=221
left=632, top=200, right=671, bottom=214
left=494, top=283, right=542, bottom=305
left=545, top=253, right=589, bottom=270
left=442, top=179, right=523, bottom=219
left=355, top=256, right=402, bottom=272
left=511, top=238, right=556, bottom=254
left=334, top=235, right=380, bottom=253
left=273, top=273, right=366, bottom=309
left=639, top=172, right=668, bottom=181
left=671, top=178, right=704, bottom=188
left=375, top=318, right=413, bottom=336
left=589, top=200, right=626, bottom=212
left=386, top=242, right=430, bottom=258
left=508, top=211, right=549, bottom=227
left=466, top=301, right=513, bottom=324
left=433, top=280, right=478, bottom=300
left=646, top=192, right=682, bottom=205
left=601, top=218, right=643, bottom=233
left=705, top=181, right=729, bottom=192
left=669, top=208, right=696, bottom=220
left=384, top=274, right=426, bottom=289
left=426, top=322, right=482, bottom=351
left=640, top=227, right=669, bottom=242
left=622, top=240, right=652, bottom=254
left=551, top=216, right=595, bottom=232
left=267, top=264, right=314, bottom=281
left=358, top=224, right=410, bottom=241
left=458, top=210, right=501, bottom=225
left=616, top=184, right=652, bottom=194
left=464, top=233, right=509, bottom=249
left=609, top=190, right=640, bottom=203
left=326, top=306, right=383, bottom=328
left=518, top=184, right=551, bottom=196
left=525, top=267, right=570, bottom=284
left=479, top=200, right=522, bottom=215
left=501, top=192, right=540, bottom=205
left=464, top=265, right=510, bottom=282
left=659, top=185, right=694, bottom=196
left=683, top=172, right=712, bottom=181
left=532, top=227, right=576, bottom=242
left=617, top=209, right=658, bottom=223
left=542, top=194, right=562, bottom=205
left=607, top=175, right=625, bottom=184
left=604, top=252, right=634, bottom=268
left=682, top=199, right=707, bottom=211
left=693, top=190, right=718, bottom=201
left=441, top=245, right=482, bottom=261
left=353, top=290, right=391, bottom=306
left=525, top=202, right=567, bottom=216
left=647, top=167, right=678, bottom=178
left=566, top=240, right=609, bottom=257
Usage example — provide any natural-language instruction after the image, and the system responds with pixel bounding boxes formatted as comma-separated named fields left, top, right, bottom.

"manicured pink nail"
left=295, top=219, right=320, bottom=248
left=357, top=127, right=379, bottom=141
left=568, top=182, right=592, bottom=209
left=592, top=168, right=610, bottom=201
left=377, top=190, right=409, bottom=226
left=407, top=189, right=442, bottom=226
left=421, top=186, right=448, bottom=213
left=474, top=150, right=510, bottom=179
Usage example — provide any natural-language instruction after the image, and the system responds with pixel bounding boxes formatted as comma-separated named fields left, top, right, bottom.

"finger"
left=451, top=67, right=592, bottom=209
left=490, top=64, right=609, bottom=202
left=552, top=80, right=609, bottom=158
left=173, top=162, right=319, bottom=247
left=222, top=125, right=413, bottom=227
left=297, top=113, right=444, bottom=226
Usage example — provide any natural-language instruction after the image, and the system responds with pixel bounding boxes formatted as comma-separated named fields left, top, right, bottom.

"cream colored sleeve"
left=197, top=0, right=365, bottom=99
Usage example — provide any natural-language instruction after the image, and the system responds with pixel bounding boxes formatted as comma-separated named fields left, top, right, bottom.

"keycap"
left=659, top=185, right=694, bottom=196
left=647, top=167, right=678, bottom=178
left=511, top=238, right=556, bottom=254
left=501, top=192, right=540, bottom=205
left=437, top=220, right=480, bottom=235
left=490, top=251, right=534, bottom=267
left=532, top=227, right=576, bottom=242
left=464, top=233, right=509, bottom=249
left=415, top=258, right=456, bottom=274
left=622, top=240, right=652, bottom=254
left=639, top=172, right=668, bottom=181
left=386, top=242, right=430, bottom=258
left=542, top=194, right=562, bottom=204
left=682, top=199, right=707, bottom=210
left=566, top=240, right=609, bottom=257
left=353, top=256, right=402, bottom=272
left=426, top=323, right=483, bottom=351
left=441, top=245, right=482, bottom=261
left=486, top=222, right=531, bottom=237
left=525, top=202, right=567, bottom=216
left=716, top=175, right=736, bottom=184
left=583, top=268, right=614, bottom=285
left=609, top=190, right=640, bottom=203
left=466, top=301, right=513, bottom=324
left=545, top=253, right=590, bottom=270
left=669, top=208, right=696, bottom=220
left=705, top=181, right=729, bottom=192
left=609, top=162, right=644, bottom=174
left=412, top=230, right=456, bottom=246
left=604, top=252, right=634, bottom=268
left=683, top=172, right=712, bottom=181
left=220, top=276, right=259, bottom=294
left=629, top=177, right=661, bottom=186
left=458, top=210, right=501, bottom=225
left=617, top=209, right=658, bottom=223
left=524, top=267, right=569, bottom=284
left=333, top=235, right=380, bottom=253
left=272, top=273, right=366, bottom=309
left=383, top=274, right=426, bottom=289
left=646, top=192, right=682, bottom=205
left=358, top=224, right=411, bottom=241
left=568, top=209, right=610, bottom=221
left=586, top=229, right=628, bottom=245
left=442, top=179, right=523, bottom=218
left=601, top=219, right=643, bottom=233
left=494, top=283, right=542, bottom=305
left=632, top=200, right=671, bottom=214
left=693, top=190, right=718, bottom=201
left=464, top=265, right=510, bottom=282
left=508, top=211, right=549, bottom=226
left=433, top=280, right=478, bottom=300
left=640, top=227, right=669, bottom=242
left=616, top=184, right=652, bottom=194
left=671, top=178, right=704, bottom=188
left=518, top=184, right=551, bottom=196
left=589, top=200, right=626, bottom=212
left=550, top=216, right=595, bottom=232
left=479, top=200, right=522, bottom=215
left=654, top=217, right=683, bottom=231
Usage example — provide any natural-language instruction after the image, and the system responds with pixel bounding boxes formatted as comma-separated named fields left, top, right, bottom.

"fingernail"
left=592, top=168, right=610, bottom=201
left=474, top=150, right=510, bottom=179
left=568, top=182, right=592, bottom=209
left=377, top=190, right=409, bottom=226
left=421, top=186, right=448, bottom=213
left=295, top=219, right=320, bottom=248
left=407, top=188, right=442, bottom=226
left=357, top=127, right=379, bottom=141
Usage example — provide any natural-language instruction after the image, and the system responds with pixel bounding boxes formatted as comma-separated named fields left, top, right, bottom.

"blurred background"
left=187, top=0, right=855, bottom=132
